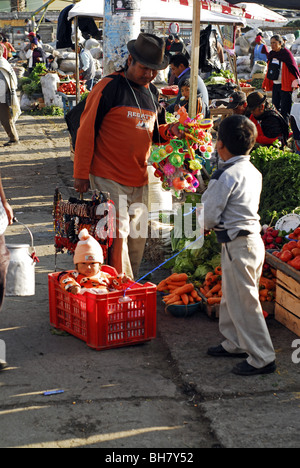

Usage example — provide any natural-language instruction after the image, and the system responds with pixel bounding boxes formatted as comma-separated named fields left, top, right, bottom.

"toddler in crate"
left=58, top=229, right=129, bottom=295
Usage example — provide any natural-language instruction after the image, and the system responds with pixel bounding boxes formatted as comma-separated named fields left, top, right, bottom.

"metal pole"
left=103, top=0, right=142, bottom=76
left=189, top=0, right=201, bottom=119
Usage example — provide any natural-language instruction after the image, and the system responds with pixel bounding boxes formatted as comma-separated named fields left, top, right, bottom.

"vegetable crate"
left=48, top=272, right=157, bottom=350
left=275, top=270, right=300, bottom=337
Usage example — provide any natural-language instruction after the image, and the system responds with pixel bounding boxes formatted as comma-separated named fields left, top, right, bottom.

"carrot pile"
left=157, top=273, right=202, bottom=306
left=199, top=267, right=222, bottom=305
left=259, top=273, right=276, bottom=303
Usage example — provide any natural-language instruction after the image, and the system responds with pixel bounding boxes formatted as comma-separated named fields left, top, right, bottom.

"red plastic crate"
left=48, top=269, right=157, bottom=350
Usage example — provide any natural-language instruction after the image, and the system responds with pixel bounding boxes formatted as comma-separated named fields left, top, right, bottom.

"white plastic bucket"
left=5, top=220, right=36, bottom=297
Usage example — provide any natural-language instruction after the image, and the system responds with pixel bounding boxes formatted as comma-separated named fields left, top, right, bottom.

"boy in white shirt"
left=201, top=115, right=276, bottom=376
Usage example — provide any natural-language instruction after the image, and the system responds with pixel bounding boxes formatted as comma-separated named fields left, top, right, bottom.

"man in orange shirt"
left=74, top=33, right=184, bottom=279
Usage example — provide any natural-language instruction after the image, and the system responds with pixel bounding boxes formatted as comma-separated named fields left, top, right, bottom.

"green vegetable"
left=194, top=264, right=211, bottom=280
left=250, top=140, right=282, bottom=176
left=251, top=78, right=264, bottom=89
left=204, top=76, right=227, bottom=86
left=29, top=105, right=64, bottom=116
left=251, top=146, right=300, bottom=225
left=21, top=63, right=47, bottom=97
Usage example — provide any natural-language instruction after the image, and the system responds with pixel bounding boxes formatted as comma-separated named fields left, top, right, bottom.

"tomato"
left=280, top=250, right=293, bottom=262
left=291, top=248, right=300, bottom=257
left=282, top=241, right=298, bottom=251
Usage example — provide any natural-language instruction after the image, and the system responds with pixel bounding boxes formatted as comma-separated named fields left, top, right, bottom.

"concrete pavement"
left=0, top=112, right=299, bottom=449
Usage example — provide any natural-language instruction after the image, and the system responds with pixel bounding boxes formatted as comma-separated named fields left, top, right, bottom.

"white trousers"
left=220, top=234, right=276, bottom=368
left=90, top=175, right=148, bottom=280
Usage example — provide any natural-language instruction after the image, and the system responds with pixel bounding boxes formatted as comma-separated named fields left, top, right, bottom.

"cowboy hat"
left=127, top=33, right=169, bottom=70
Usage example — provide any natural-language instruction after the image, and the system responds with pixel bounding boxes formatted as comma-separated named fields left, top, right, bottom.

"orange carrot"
left=206, top=283, right=221, bottom=297
left=172, top=283, right=194, bottom=296
left=205, top=271, right=214, bottom=281
left=164, top=295, right=181, bottom=304
left=215, top=266, right=222, bottom=275
left=190, top=289, right=198, bottom=299
left=167, top=281, right=186, bottom=289
left=206, top=275, right=219, bottom=284
left=181, top=293, right=189, bottom=305
left=207, top=297, right=221, bottom=305
left=169, top=273, right=188, bottom=282
left=194, top=294, right=202, bottom=302
left=157, top=280, right=167, bottom=291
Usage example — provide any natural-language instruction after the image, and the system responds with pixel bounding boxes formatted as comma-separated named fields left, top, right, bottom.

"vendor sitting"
left=58, top=229, right=128, bottom=295
left=247, top=91, right=289, bottom=147
left=222, top=91, right=250, bottom=116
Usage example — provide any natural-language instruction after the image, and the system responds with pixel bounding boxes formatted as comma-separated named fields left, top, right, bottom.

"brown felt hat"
left=247, top=91, right=267, bottom=110
left=127, top=33, right=169, bottom=70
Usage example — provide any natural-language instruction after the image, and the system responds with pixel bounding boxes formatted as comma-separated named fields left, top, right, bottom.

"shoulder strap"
left=210, top=162, right=235, bottom=181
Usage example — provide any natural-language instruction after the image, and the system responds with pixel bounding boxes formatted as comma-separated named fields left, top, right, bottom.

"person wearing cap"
left=251, top=35, right=268, bottom=67
left=58, top=228, right=121, bottom=295
left=25, top=39, right=46, bottom=73
left=24, top=32, right=37, bottom=52
left=73, top=33, right=185, bottom=279
left=263, top=34, right=300, bottom=122
left=282, top=36, right=287, bottom=48
left=224, top=91, right=250, bottom=116
left=247, top=91, right=289, bottom=147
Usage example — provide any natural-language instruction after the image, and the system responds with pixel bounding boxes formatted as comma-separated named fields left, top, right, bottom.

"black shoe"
left=3, top=140, right=19, bottom=147
left=232, top=360, right=276, bottom=376
left=0, top=361, right=8, bottom=371
left=207, top=344, right=248, bottom=358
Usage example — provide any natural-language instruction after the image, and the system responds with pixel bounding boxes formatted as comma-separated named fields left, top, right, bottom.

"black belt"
left=236, top=230, right=251, bottom=238
left=216, top=229, right=252, bottom=243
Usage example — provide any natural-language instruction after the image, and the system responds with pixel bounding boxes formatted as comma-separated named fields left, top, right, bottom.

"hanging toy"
left=149, top=111, right=214, bottom=197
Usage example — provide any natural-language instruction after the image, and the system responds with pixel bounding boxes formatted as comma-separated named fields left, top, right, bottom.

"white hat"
left=73, top=228, right=104, bottom=264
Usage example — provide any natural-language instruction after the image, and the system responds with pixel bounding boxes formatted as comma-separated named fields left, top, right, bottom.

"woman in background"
left=263, top=34, right=300, bottom=122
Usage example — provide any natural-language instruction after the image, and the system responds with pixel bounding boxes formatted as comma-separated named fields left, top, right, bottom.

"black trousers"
left=272, top=83, right=292, bottom=122
left=0, top=235, right=10, bottom=310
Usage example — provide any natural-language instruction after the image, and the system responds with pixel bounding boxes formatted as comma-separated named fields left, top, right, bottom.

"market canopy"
left=68, top=0, right=288, bottom=26
left=202, top=0, right=288, bottom=24
left=67, top=0, right=247, bottom=25
left=229, top=0, right=300, bottom=10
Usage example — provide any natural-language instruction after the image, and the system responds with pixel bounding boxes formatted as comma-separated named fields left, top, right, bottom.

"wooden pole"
left=75, top=16, right=80, bottom=104
left=189, top=0, right=201, bottom=119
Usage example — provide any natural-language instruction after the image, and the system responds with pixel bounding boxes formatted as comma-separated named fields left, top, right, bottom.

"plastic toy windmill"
left=149, top=108, right=214, bottom=197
